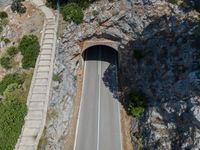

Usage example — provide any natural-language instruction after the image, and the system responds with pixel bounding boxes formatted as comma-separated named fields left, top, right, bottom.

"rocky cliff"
left=41, top=0, right=200, bottom=149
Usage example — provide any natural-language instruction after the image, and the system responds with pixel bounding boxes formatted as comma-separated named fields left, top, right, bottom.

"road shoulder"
left=64, top=67, right=83, bottom=150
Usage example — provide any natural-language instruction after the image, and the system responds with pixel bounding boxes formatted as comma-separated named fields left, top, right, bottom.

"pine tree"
left=11, top=0, right=26, bottom=14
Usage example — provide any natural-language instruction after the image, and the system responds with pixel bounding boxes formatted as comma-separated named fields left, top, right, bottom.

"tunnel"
left=82, top=45, right=119, bottom=67
left=76, top=45, right=122, bottom=150
left=82, top=45, right=119, bottom=99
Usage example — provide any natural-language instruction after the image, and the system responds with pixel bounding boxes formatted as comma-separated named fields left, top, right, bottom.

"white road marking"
left=97, top=47, right=101, bottom=150
left=74, top=48, right=122, bottom=150
left=118, top=102, right=123, bottom=150
left=73, top=51, right=87, bottom=150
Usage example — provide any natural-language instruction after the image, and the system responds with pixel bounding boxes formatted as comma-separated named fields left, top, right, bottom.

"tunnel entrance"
left=75, top=45, right=122, bottom=150
left=82, top=45, right=119, bottom=67
left=82, top=45, right=119, bottom=99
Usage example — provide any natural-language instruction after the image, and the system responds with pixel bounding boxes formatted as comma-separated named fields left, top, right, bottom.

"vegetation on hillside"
left=46, top=0, right=96, bottom=8
left=1, top=37, right=10, bottom=45
left=53, top=74, right=61, bottom=82
left=0, top=46, right=19, bottom=70
left=0, top=11, right=8, bottom=34
left=0, top=34, right=39, bottom=149
left=0, top=11, right=8, bottom=19
left=0, top=73, right=24, bottom=95
left=0, top=35, right=40, bottom=70
left=0, top=98, right=27, bottom=150
left=46, top=0, right=97, bottom=24
left=18, top=35, right=40, bottom=69
left=61, top=3, right=84, bottom=24
left=0, top=56, right=12, bottom=69
left=128, top=91, right=146, bottom=118
left=11, top=0, right=26, bottom=14
left=0, top=71, right=32, bottom=150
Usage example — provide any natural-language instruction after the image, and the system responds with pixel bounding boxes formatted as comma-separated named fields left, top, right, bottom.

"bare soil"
left=121, top=105, right=133, bottom=150
left=4, top=1, right=44, bottom=42
left=0, top=1, right=44, bottom=79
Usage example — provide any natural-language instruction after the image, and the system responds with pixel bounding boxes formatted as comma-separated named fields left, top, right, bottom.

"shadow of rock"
left=102, top=63, right=118, bottom=99
left=117, top=9, right=200, bottom=149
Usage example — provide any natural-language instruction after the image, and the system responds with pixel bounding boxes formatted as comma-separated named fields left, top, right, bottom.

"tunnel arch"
left=81, top=39, right=119, bottom=53
left=81, top=45, right=119, bottom=99
left=80, top=39, right=120, bottom=67
left=82, top=45, right=119, bottom=67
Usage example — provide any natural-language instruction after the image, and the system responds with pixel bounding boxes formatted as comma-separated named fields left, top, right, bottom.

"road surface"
left=74, top=46, right=122, bottom=150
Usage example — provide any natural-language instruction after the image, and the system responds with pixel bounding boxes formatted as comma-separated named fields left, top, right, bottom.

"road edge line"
left=116, top=53, right=123, bottom=150
left=118, top=101, right=123, bottom=150
left=97, top=46, right=102, bottom=150
left=73, top=52, right=87, bottom=150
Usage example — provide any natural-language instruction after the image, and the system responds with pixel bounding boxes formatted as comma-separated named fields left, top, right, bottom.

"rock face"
left=42, top=0, right=200, bottom=149
left=38, top=40, right=79, bottom=149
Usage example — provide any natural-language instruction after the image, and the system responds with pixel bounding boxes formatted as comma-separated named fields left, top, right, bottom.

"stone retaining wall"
left=15, top=0, right=58, bottom=149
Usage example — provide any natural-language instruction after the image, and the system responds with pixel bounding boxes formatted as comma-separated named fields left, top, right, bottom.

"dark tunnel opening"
left=82, top=45, right=119, bottom=99
left=82, top=45, right=119, bottom=67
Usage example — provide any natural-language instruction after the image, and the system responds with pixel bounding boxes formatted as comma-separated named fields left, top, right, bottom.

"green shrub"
left=0, top=11, right=8, bottom=19
left=46, top=0, right=57, bottom=9
left=11, top=0, right=26, bottom=14
left=46, top=0, right=96, bottom=9
left=0, top=71, right=32, bottom=149
left=134, top=131, right=143, bottom=150
left=1, top=72, right=32, bottom=102
left=61, top=3, right=84, bottom=24
left=4, top=84, right=27, bottom=103
left=0, top=18, right=8, bottom=26
left=128, top=91, right=146, bottom=118
left=0, top=99, right=27, bottom=150
left=0, top=56, right=11, bottom=69
left=70, top=0, right=97, bottom=8
left=53, top=74, right=61, bottom=82
left=0, top=25, right=2, bottom=33
left=7, top=46, right=19, bottom=57
left=0, top=73, right=25, bottom=95
left=18, top=35, right=40, bottom=69
left=0, top=46, right=19, bottom=69
left=3, top=38, right=11, bottom=44
left=0, top=18, right=8, bottom=34
left=3, top=83, right=18, bottom=99
left=92, top=10, right=99, bottom=16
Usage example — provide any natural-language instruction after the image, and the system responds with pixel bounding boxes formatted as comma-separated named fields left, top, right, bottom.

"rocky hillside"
left=40, top=0, right=200, bottom=149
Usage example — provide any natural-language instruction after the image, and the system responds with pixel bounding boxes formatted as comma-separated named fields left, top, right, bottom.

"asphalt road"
left=74, top=46, right=122, bottom=150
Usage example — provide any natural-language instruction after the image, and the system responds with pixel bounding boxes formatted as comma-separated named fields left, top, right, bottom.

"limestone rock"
left=41, top=0, right=200, bottom=149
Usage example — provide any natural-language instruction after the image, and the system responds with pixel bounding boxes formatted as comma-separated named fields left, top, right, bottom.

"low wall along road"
left=15, top=0, right=59, bottom=149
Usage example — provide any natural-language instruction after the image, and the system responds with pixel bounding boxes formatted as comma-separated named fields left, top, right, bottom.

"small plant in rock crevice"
left=127, top=91, right=146, bottom=118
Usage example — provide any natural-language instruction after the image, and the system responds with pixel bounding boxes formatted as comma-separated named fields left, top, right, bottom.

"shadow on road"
left=82, top=45, right=119, bottom=99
